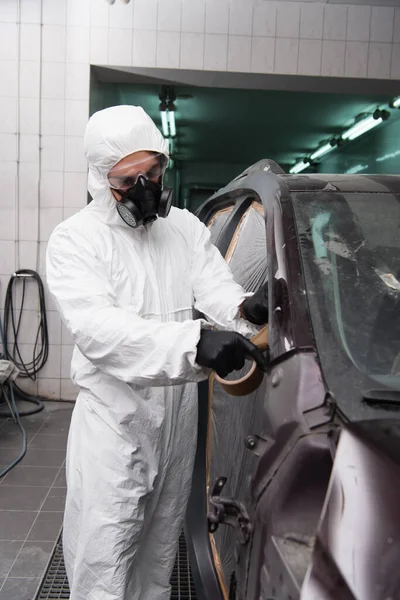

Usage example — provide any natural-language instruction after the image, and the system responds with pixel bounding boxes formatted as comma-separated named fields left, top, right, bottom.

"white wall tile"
left=156, top=31, right=181, bottom=68
left=0, top=241, right=15, bottom=276
left=110, top=0, right=133, bottom=29
left=41, top=62, right=66, bottom=99
left=0, top=61, right=18, bottom=97
left=321, top=41, right=346, bottom=77
left=20, top=61, right=40, bottom=98
left=38, top=378, right=61, bottom=401
left=109, top=28, right=133, bottom=67
left=18, top=241, right=39, bottom=273
left=18, top=208, right=36, bottom=241
left=61, top=378, right=78, bottom=401
left=20, top=24, right=41, bottom=62
left=300, top=4, right=323, bottom=40
left=61, top=344, right=74, bottom=379
left=39, top=344, right=62, bottom=379
left=64, top=137, right=87, bottom=173
left=0, top=134, right=17, bottom=161
left=66, top=27, right=90, bottom=63
left=370, top=7, right=394, bottom=44
left=227, top=35, right=251, bottom=73
left=40, top=208, right=63, bottom=241
left=67, top=0, right=90, bottom=27
left=298, top=39, right=322, bottom=76
left=40, top=172, right=64, bottom=207
left=64, top=172, right=87, bottom=207
left=158, top=0, right=181, bottom=32
left=65, top=63, right=90, bottom=100
left=0, top=97, right=17, bottom=134
left=20, top=134, right=39, bottom=163
left=41, top=136, right=64, bottom=172
left=41, top=98, right=65, bottom=136
left=323, top=5, right=347, bottom=42
left=205, top=0, right=229, bottom=35
left=16, top=377, right=38, bottom=397
left=347, top=6, right=371, bottom=42
left=367, top=43, right=392, bottom=79
left=0, top=276, right=9, bottom=308
left=65, top=100, right=88, bottom=137
left=18, top=162, right=39, bottom=209
left=133, top=0, right=158, bottom=31
left=391, top=44, right=400, bottom=79
left=229, top=0, right=253, bottom=36
left=394, top=10, right=400, bottom=43
left=252, top=1, right=276, bottom=38
left=38, top=240, right=47, bottom=275
left=42, top=25, right=66, bottom=62
left=204, top=34, right=228, bottom=71
left=42, top=0, right=67, bottom=26
left=180, top=33, right=204, bottom=70
left=132, top=30, right=157, bottom=67
left=19, top=98, right=39, bottom=135
left=0, top=0, right=17, bottom=23
left=90, top=0, right=109, bottom=28
left=182, top=0, right=205, bottom=33
left=345, top=41, right=368, bottom=78
left=275, top=38, right=299, bottom=75
left=90, top=28, right=109, bottom=64
left=0, top=24, right=17, bottom=61
left=61, top=322, right=72, bottom=346
left=0, top=208, right=15, bottom=241
left=20, top=0, right=41, bottom=23
left=63, top=206, right=82, bottom=219
left=0, top=162, right=17, bottom=208
left=276, top=3, right=300, bottom=39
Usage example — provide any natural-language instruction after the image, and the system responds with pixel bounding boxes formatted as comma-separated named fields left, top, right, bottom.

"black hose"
left=0, top=271, right=48, bottom=478
left=0, top=383, right=27, bottom=478
left=3, top=270, right=49, bottom=380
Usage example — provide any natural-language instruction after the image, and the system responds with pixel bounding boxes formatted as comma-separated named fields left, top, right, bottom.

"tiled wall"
left=0, top=0, right=398, bottom=400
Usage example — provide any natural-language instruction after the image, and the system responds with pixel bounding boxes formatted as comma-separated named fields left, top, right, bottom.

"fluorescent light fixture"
left=392, top=96, right=400, bottom=108
left=377, top=149, right=400, bottom=163
left=289, top=160, right=310, bottom=174
left=345, top=164, right=368, bottom=174
left=342, top=115, right=382, bottom=141
left=168, top=110, right=176, bottom=137
left=160, top=110, right=169, bottom=137
left=310, top=142, right=334, bottom=161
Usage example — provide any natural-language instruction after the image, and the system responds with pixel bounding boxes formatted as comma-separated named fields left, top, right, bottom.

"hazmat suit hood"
left=84, top=105, right=169, bottom=226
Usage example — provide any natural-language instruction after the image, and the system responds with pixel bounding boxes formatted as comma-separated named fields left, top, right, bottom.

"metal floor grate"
left=35, top=531, right=197, bottom=599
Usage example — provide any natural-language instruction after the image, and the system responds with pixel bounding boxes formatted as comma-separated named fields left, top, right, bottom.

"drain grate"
left=35, top=531, right=197, bottom=599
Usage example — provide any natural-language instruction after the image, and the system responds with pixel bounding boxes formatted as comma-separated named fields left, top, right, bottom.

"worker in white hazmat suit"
left=46, top=105, right=269, bottom=600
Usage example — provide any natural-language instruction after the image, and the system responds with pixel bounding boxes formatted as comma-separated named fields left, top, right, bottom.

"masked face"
left=108, top=152, right=174, bottom=228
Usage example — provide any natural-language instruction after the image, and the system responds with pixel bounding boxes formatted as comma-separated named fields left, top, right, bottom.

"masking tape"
left=213, top=326, right=268, bottom=397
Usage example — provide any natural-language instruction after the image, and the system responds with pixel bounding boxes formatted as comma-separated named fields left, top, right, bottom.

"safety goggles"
left=108, top=153, right=168, bottom=192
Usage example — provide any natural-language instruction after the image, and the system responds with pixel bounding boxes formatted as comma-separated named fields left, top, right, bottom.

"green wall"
left=318, top=110, right=400, bottom=175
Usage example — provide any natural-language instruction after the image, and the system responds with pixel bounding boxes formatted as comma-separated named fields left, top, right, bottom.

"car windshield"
left=293, top=186, right=400, bottom=419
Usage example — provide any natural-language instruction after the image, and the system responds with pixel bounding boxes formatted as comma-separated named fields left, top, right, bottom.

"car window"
left=293, top=190, right=400, bottom=420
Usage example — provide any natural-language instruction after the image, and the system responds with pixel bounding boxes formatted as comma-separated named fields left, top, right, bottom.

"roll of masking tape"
left=214, top=326, right=268, bottom=397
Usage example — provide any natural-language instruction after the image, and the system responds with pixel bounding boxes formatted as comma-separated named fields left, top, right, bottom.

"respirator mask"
left=108, top=153, right=174, bottom=228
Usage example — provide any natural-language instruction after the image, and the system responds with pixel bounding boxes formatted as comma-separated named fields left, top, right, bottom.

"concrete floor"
left=0, top=401, right=73, bottom=600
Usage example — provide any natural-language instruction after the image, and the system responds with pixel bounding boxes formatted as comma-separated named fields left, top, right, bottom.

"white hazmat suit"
left=46, top=105, right=255, bottom=600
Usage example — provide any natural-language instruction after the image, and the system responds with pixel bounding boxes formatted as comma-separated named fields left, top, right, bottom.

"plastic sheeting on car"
left=206, top=201, right=268, bottom=590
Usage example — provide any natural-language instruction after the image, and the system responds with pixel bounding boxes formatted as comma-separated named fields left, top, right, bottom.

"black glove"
left=240, top=282, right=268, bottom=325
left=196, top=330, right=266, bottom=379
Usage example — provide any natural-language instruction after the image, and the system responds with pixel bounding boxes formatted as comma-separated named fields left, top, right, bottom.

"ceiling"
left=91, top=74, right=394, bottom=171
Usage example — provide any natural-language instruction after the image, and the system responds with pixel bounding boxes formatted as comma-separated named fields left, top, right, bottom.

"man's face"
left=108, top=151, right=165, bottom=201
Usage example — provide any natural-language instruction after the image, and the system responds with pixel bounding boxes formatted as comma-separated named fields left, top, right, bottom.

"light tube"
left=168, top=110, right=176, bottom=137
left=289, top=160, right=310, bottom=174
left=160, top=110, right=169, bottom=137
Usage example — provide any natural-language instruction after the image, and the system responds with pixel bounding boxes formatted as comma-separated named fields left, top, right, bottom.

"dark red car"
left=185, top=160, right=400, bottom=600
